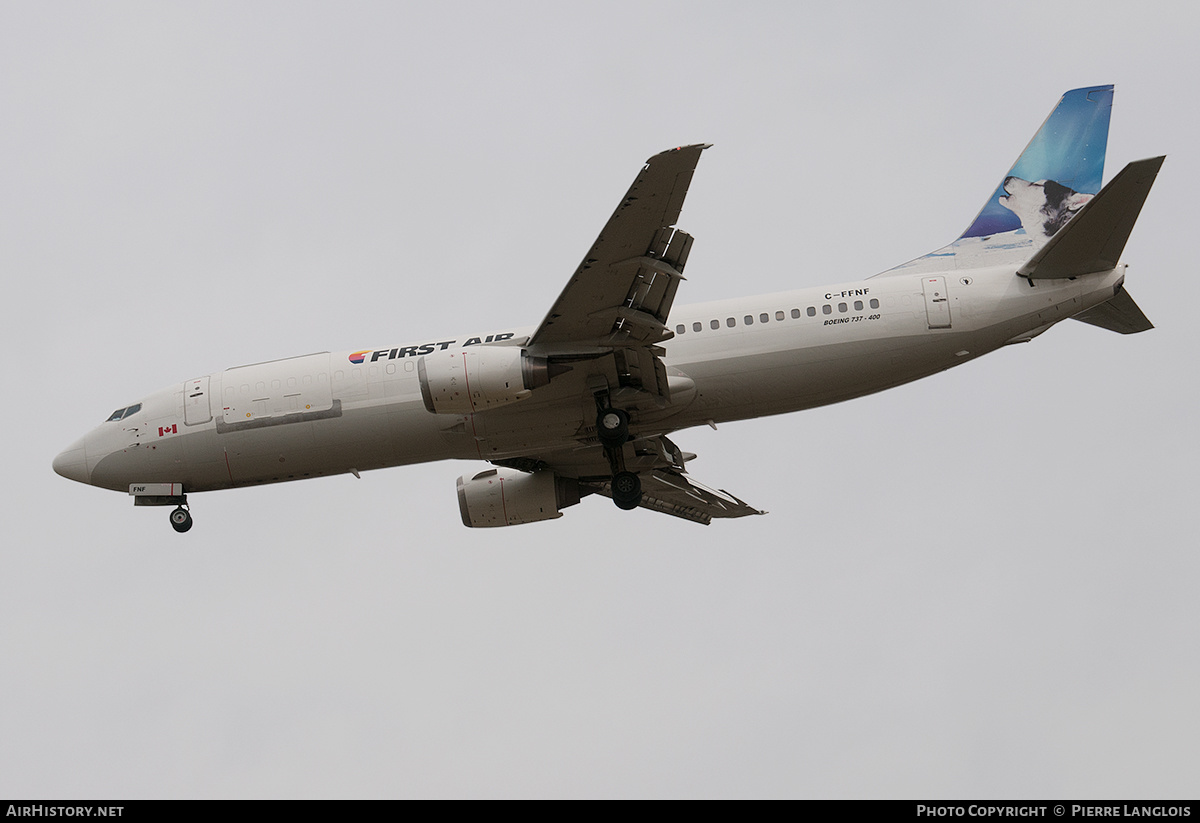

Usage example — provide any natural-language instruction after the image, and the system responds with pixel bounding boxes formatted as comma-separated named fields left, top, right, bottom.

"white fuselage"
left=53, top=265, right=1124, bottom=496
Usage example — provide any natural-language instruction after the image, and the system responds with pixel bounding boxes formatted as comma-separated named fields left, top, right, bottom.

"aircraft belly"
left=90, top=397, right=459, bottom=493
left=669, top=326, right=1014, bottom=425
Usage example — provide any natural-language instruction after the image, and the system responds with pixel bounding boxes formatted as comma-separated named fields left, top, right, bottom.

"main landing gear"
left=169, top=506, right=193, bottom=533
left=596, top=399, right=642, bottom=511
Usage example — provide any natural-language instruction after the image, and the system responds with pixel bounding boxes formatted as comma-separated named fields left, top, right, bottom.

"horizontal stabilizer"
left=1071, top=288, right=1154, bottom=334
left=1018, top=157, right=1164, bottom=279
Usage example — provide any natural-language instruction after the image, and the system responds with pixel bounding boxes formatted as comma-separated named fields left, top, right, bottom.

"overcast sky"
left=3, top=0, right=1198, bottom=799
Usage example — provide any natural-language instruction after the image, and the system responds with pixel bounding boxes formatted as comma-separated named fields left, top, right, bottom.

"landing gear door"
left=922, top=276, right=951, bottom=329
left=184, top=376, right=212, bottom=426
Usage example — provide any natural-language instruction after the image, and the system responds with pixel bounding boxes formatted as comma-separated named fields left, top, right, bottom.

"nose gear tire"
left=169, top=507, right=193, bottom=533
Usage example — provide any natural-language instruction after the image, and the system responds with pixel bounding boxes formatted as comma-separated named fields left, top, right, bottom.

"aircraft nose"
left=52, top=437, right=90, bottom=485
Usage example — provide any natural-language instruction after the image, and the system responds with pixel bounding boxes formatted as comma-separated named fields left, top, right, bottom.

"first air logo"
left=348, top=333, right=516, bottom=364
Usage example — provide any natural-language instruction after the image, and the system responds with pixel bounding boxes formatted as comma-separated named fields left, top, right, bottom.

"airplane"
left=53, top=85, right=1163, bottom=532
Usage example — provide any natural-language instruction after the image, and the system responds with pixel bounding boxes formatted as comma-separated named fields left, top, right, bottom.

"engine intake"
left=419, top=348, right=559, bottom=415
left=457, top=468, right=582, bottom=527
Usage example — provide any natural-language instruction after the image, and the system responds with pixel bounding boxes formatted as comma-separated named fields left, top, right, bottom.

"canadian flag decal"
left=158, top=424, right=178, bottom=437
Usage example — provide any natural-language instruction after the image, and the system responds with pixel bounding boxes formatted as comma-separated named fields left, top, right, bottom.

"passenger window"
left=775, top=311, right=785, bottom=321
left=792, top=308, right=801, bottom=319
left=726, top=317, right=735, bottom=328
left=838, top=302, right=848, bottom=313
left=710, top=319, right=719, bottom=330
left=676, top=324, right=685, bottom=335
left=744, top=315, right=753, bottom=325
left=807, top=307, right=816, bottom=317
left=854, top=300, right=863, bottom=311
left=693, top=321, right=702, bottom=332
left=760, top=313, right=770, bottom=323
left=870, top=298, right=880, bottom=309
left=822, top=305, right=832, bottom=315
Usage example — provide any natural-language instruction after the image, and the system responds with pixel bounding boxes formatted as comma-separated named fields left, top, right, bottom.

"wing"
left=495, top=434, right=764, bottom=526
left=527, top=144, right=710, bottom=400
left=490, top=145, right=765, bottom=524
left=584, top=469, right=764, bottom=525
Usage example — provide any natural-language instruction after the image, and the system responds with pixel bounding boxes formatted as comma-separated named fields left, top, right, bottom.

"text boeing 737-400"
left=53, top=85, right=1162, bottom=532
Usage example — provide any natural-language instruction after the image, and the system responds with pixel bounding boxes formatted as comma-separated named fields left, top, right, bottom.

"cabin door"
left=184, top=376, right=212, bottom=425
left=922, top=276, right=951, bottom=329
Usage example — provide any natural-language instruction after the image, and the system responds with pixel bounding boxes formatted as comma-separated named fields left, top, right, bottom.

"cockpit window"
left=105, top=403, right=142, bottom=422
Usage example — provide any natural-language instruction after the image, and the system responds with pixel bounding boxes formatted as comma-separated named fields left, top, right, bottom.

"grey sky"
left=3, top=0, right=1198, bottom=798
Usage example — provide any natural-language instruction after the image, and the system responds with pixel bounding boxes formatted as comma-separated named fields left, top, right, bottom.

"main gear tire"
left=611, top=471, right=642, bottom=510
left=597, top=408, right=630, bottom=448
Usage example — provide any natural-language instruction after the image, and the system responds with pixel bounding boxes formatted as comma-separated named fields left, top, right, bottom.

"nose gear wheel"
left=169, top=506, right=193, bottom=533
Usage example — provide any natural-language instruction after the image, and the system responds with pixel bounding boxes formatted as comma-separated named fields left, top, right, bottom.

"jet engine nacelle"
left=456, top=468, right=582, bottom=528
left=418, top=347, right=553, bottom=415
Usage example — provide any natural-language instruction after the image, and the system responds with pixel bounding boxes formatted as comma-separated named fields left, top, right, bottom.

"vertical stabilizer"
left=961, top=85, right=1113, bottom=240
left=877, top=85, right=1115, bottom=278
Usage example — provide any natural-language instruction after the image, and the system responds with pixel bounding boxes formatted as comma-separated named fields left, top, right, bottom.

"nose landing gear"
left=130, top=484, right=193, bottom=533
left=169, top=506, right=193, bottom=533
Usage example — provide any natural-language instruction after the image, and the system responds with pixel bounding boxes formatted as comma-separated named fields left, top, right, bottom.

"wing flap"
left=586, top=469, right=764, bottom=525
left=494, top=434, right=765, bottom=525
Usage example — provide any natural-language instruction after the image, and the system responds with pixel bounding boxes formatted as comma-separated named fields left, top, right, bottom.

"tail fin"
left=961, top=85, right=1113, bottom=240
left=877, top=85, right=1115, bottom=277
